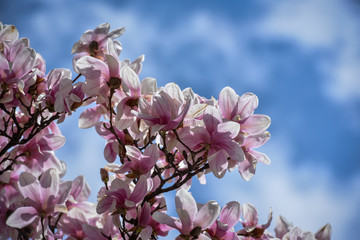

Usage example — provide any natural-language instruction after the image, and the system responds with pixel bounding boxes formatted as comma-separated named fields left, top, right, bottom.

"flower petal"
left=194, top=200, right=220, bottom=229
left=208, top=150, right=228, bottom=179
left=241, top=114, right=271, bottom=135
left=6, top=206, right=38, bottom=228
left=218, top=86, right=239, bottom=120
left=219, top=201, right=241, bottom=229
left=175, top=189, right=197, bottom=223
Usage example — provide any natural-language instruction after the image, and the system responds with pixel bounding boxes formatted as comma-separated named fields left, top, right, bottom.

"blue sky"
left=2, top=0, right=360, bottom=239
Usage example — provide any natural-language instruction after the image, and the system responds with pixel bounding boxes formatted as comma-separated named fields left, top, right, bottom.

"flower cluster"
left=0, top=22, right=332, bottom=240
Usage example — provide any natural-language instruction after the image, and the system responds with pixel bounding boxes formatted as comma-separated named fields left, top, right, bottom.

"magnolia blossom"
left=237, top=203, right=273, bottom=239
left=6, top=169, right=70, bottom=229
left=153, top=189, right=220, bottom=240
left=180, top=105, right=244, bottom=178
left=238, top=131, right=271, bottom=181
left=45, top=68, right=84, bottom=117
left=206, top=201, right=242, bottom=240
left=132, top=83, right=191, bottom=132
left=114, top=144, right=159, bottom=177
left=0, top=44, right=37, bottom=104
left=97, top=175, right=150, bottom=214
left=72, top=23, right=124, bottom=59
left=218, top=86, right=271, bottom=181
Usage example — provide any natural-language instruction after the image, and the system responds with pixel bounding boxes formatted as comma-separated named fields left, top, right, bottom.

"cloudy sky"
left=2, top=0, right=360, bottom=239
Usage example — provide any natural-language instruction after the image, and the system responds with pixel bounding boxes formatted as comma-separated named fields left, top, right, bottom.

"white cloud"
left=256, top=0, right=360, bottom=102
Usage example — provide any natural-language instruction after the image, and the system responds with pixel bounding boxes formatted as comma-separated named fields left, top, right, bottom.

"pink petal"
left=94, top=23, right=110, bottom=35
left=129, top=54, right=144, bottom=74
left=241, top=114, right=271, bottom=135
left=39, top=168, right=60, bottom=201
left=79, top=106, right=102, bottom=129
left=238, top=158, right=256, bottom=181
left=274, top=215, right=293, bottom=238
left=141, top=77, right=157, bottom=95
left=218, top=86, right=239, bottom=120
left=0, top=24, right=19, bottom=43
left=120, top=65, right=141, bottom=97
left=129, top=175, right=148, bottom=204
left=105, top=54, right=120, bottom=78
left=57, top=181, right=72, bottom=204
left=104, top=141, right=118, bottom=163
left=237, top=92, right=258, bottom=119
left=108, top=26, right=126, bottom=39
left=203, top=106, right=221, bottom=134
left=217, top=121, right=240, bottom=139
left=9, top=38, right=30, bottom=62
left=39, top=134, right=66, bottom=151
left=12, top=47, right=36, bottom=78
left=250, top=150, right=271, bottom=165
left=71, top=175, right=91, bottom=202
left=152, top=212, right=181, bottom=230
left=315, top=223, right=332, bottom=240
left=164, top=83, right=185, bottom=107
left=175, top=189, right=197, bottom=223
left=139, top=226, right=153, bottom=240
left=194, top=200, right=220, bottom=229
left=243, top=132, right=270, bottom=149
left=6, top=206, right=38, bottom=228
left=142, top=144, right=159, bottom=171
left=219, top=139, right=244, bottom=163
left=125, top=145, right=142, bottom=162
left=82, top=224, right=108, bottom=240
left=152, top=91, right=174, bottom=122
left=97, top=197, right=116, bottom=214
left=219, top=201, right=241, bottom=228
left=18, top=172, right=41, bottom=202
left=76, top=56, right=109, bottom=80
left=0, top=53, right=9, bottom=73
left=241, top=203, right=258, bottom=230
left=177, top=208, right=193, bottom=234
left=138, top=202, right=151, bottom=227
left=208, top=150, right=228, bottom=179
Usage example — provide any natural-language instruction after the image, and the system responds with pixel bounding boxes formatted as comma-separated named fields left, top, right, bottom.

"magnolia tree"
left=0, top=22, right=332, bottom=240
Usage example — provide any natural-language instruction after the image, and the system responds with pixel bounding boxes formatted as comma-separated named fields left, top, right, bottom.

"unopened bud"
left=100, top=168, right=109, bottom=183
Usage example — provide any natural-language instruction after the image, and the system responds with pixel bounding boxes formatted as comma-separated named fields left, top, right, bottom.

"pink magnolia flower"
left=115, top=63, right=149, bottom=130
left=218, top=87, right=271, bottom=136
left=237, top=203, right=273, bottom=239
left=274, top=216, right=331, bottom=240
left=0, top=22, right=19, bottom=46
left=179, top=105, right=244, bottom=178
left=283, top=227, right=316, bottom=240
left=114, top=144, right=159, bottom=177
left=95, top=121, right=126, bottom=163
left=12, top=128, right=65, bottom=176
left=76, top=54, right=122, bottom=100
left=44, top=68, right=84, bottom=117
left=153, top=188, right=220, bottom=240
left=97, top=175, right=150, bottom=214
left=72, top=23, right=124, bottom=62
left=0, top=46, right=37, bottom=104
left=132, top=83, right=191, bottom=132
left=206, top=201, right=241, bottom=240
left=238, top=132, right=271, bottom=181
left=6, top=168, right=71, bottom=230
